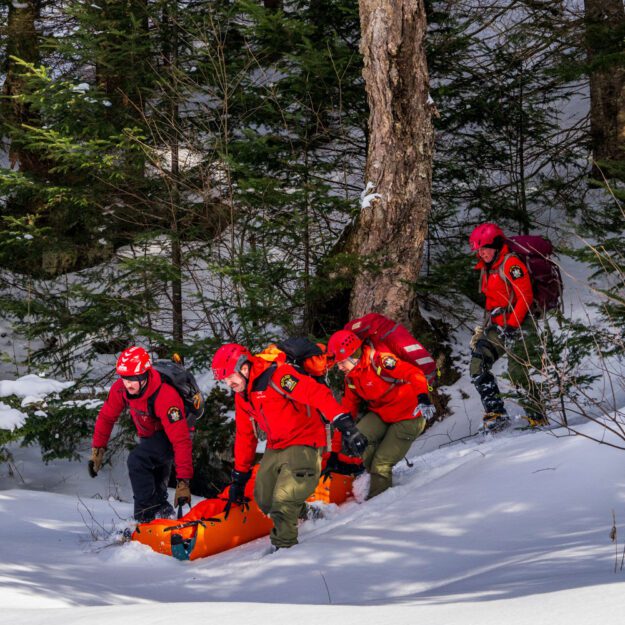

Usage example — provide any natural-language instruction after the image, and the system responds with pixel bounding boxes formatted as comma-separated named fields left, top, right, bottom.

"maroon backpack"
left=504, top=235, right=563, bottom=315
left=344, top=313, right=437, bottom=381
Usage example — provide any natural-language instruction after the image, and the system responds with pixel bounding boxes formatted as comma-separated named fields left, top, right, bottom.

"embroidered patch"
left=167, top=406, right=183, bottom=423
left=382, top=356, right=397, bottom=370
left=280, top=374, right=299, bottom=393
left=509, top=265, right=524, bottom=280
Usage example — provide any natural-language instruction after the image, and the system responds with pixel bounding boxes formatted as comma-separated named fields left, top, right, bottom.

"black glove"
left=414, top=393, right=436, bottom=421
left=321, top=451, right=363, bottom=480
left=320, top=452, right=341, bottom=481
left=333, top=413, right=368, bottom=457
left=224, top=469, right=251, bottom=519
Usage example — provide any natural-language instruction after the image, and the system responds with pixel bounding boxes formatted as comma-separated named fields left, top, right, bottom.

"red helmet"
left=469, top=223, right=504, bottom=250
left=327, top=330, right=362, bottom=361
left=116, top=346, right=151, bottom=377
left=212, top=343, right=252, bottom=380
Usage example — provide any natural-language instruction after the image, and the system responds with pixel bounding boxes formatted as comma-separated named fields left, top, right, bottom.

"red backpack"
left=503, top=235, right=563, bottom=315
left=344, top=313, right=437, bottom=381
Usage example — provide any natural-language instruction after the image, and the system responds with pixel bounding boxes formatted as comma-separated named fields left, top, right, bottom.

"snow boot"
left=262, top=544, right=282, bottom=557
left=298, top=502, right=326, bottom=521
left=481, top=412, right=510, bottom=432
left=154, top=502, right=176, bottom=520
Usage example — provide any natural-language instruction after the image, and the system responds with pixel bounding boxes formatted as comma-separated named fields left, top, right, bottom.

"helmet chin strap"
left=237, top=361, right=251, bottom=383
left=125, top=375, right=149, bottom=398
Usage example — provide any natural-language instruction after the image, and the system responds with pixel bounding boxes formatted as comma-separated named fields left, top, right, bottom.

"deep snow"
left=0, top=236, right=624, bottom=623
left=1, top=416, right=625, bottom=624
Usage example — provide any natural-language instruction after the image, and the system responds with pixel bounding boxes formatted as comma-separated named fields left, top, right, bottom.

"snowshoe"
left=154, top=502, right=176, bottom=520
left=519, top=414, right=549, bottom=428
left=480, top=412, right=511, bottom=433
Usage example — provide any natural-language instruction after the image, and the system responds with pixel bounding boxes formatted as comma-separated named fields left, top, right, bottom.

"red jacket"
left=340, top=344, right=428, bottom=423
left=233, top=357, right=344, bottom=473
left=92, top=369, right=193, bottom=479
left=475, top=243, right=533, bottom=328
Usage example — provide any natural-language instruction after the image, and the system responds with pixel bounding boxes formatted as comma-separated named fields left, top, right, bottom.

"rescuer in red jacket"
left=327, top=330, right=434, bottom=500
left=212, top=343, right=359, bottom=550
left=90, top=346, right=193, bottom=522
left=343, top=313, right=437, bottom=382
left=469, top=223, right=548, bottom=431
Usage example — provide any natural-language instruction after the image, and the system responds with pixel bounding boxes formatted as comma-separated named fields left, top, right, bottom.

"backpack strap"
left=379, top=322, right=400, bottom=341
left=147, top=379, right=188, bottom=423
left=252, top=361, right=314, bottom=419
left=147, top=386, right=161, bottom=421
left=245, top=364, right=279, bottom=437
left=481, top=253, right=517, bottom=326
left=251, top=362, right=278, bottom=392
left=367, top=343, right=398, bottom=383
left=268, top=373, right=313, bottom=419
left=367, top=344, right=404, bottom=399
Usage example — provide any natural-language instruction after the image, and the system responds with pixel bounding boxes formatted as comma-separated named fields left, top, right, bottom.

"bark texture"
left=350, top=0, right=434, bottom=326
left=585, top=0, right=625, bottom=163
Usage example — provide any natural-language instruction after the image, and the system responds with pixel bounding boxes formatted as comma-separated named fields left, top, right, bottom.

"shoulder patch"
left=509, top=265, right=524, bottom=280
left=279, top=374, right=299, bottom=393
left=167, top=406, right=183, bottom=424
left=382, top=355, right=397, bottom=370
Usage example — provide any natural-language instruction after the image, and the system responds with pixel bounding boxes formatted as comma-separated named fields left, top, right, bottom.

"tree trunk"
left=163, top=3, right=183, bottom=347
left=350, top=0, right=434, bottom=327
left=1, top=0, right=43, bottom=173
left=585, top=0, right=625, bottom=163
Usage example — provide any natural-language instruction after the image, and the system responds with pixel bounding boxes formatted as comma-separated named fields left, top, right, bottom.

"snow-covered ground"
left=1, top=417, right=625, bottom=624
left=1, top=241, right=624, bottom=624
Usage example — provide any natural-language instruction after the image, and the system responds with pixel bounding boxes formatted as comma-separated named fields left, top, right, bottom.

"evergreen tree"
left=0, top=0, right=369, bottom=379
left=423, top=0, right=589, bottom=310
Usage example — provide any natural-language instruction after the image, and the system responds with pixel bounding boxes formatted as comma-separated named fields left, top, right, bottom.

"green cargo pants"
left=254, top=445, right=322, bottom=549
left=356, top=413, right=426, bottom=500
left=469, top=317, right=545, bottom=418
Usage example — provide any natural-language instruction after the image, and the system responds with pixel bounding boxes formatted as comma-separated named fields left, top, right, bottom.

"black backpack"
left=275, top=337, right=326, bottom=382
left=148, top=360, right=205, bottom=429
left=251, top=337, right=328, bottom=420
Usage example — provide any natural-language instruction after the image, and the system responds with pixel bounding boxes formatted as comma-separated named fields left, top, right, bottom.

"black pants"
left=127, top=430, right=174, bottom=522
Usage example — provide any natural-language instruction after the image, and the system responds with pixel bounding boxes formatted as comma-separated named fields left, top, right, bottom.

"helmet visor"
left=120, top=372, right=149, bottom=383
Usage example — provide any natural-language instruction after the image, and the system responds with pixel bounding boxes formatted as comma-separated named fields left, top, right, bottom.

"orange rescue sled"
left=131, top=467, right=353, bottom=560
